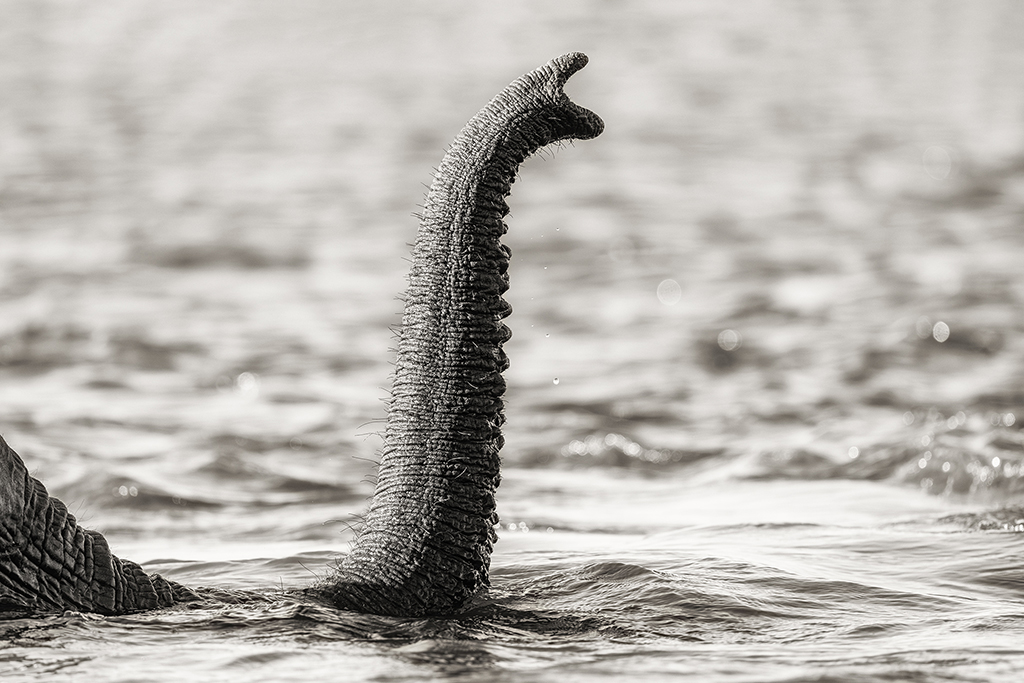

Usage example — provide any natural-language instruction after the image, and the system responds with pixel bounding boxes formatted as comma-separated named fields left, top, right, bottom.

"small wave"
left=0, top=321, right=205, bottom=372
left=0, top=322, right=91, bottom=372
left=194, top=449, right=361, bottom=506
left=939, top=506, right=1024, bottom=532
left=483, top=553, right=959, bottom=645
left=129, top=241, right=309, bottom=270
left=58, top=473, right=223, bottom=511
left=748, top=409, right=1024, bottom=500
left=528, top=432, right=724, bottom=470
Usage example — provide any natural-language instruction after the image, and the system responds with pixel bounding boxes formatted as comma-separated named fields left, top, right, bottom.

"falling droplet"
left=923, top=146, right=953, bottom=180
left=657, top=279, right=682, bottom=306
left=717, top=329, right=742, bottom=351
left=553, top=377, right=560, bottom=385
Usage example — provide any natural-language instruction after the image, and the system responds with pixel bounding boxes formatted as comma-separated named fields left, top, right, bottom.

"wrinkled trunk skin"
left=0, top=435, right=191, bottom=614
left=0, top=53, right=602, bottom=618
left=323, top=52, right=603, bottom=616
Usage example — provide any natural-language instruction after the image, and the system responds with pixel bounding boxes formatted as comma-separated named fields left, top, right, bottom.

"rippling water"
left=4, top=1, right=1024, bottom=681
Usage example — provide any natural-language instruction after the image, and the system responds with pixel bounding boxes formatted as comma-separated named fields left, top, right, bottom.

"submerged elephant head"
left=0, top=52, right=603, bottom=618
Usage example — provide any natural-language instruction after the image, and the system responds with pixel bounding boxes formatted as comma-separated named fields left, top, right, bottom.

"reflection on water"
left=3, top=1, right=1024, bottom=681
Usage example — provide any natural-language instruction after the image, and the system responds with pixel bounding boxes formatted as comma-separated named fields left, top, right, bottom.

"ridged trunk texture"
left=327, top=52, right=603, bottom=616
left=0, top=435, right=189, bottom=614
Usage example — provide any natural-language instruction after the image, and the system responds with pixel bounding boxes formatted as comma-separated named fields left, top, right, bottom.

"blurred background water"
left=3, top=1, right=1024, bottom=681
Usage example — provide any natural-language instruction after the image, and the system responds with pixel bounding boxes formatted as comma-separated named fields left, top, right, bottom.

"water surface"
left=3, top=2, right=1024, bottom=681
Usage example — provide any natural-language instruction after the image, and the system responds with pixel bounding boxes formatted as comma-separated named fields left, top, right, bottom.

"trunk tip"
left=551, top=52, right=590, bottom=82
left=543, top=52, right=604, bottom=142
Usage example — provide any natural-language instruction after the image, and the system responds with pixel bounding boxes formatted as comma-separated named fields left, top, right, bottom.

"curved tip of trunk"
left=544, top=52, right=605, bottom=141
left=552, top=51, right=590, bottom=82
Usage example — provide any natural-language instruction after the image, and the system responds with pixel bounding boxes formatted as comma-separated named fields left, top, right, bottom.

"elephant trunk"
left=0, top=53, right=601, bottom=618
left=0, top=435, right=187, bottom=614
left=325, top=52, right=603, bottom=616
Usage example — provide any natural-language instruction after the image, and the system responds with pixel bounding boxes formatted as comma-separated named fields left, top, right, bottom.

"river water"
left=3, top=1, right=1024, bottom=681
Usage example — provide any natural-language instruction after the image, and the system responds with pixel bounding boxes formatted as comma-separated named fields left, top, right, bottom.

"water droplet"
left=923, top=146, right=953, bottom=180
left=1006, top=413, right=1017, bottom=427
left=545, top=333, right=550, bottom=338
left=848, top=446, right=859, bottom=460
left=717, top=329, right=742, bottom=351
left=129, top=486, right=138, bottom=497
left=118, top=485, right=128, bottom=497
left=992, top=456, right=1002, bottom=468
left=552, top=377, right=559, bottom=385
left=657, top=278, right=682, bottom=306
left=236, top=371, right=260, bottom=396
left=918, top=458, right=928, bottom=469
left=902, top=411, right=915, bottom=425
left=915, top=316, right=932, bottom=339
left=932, top=321, right=950, bottom=343
left=941, top=461, right=951, bottom=473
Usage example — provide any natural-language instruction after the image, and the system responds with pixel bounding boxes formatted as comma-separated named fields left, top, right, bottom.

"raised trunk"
left=0, top=435, right=190, bottom=614
left=324, top=52, right=603, bottom=615
left=0, top=53, right=601, bottom=618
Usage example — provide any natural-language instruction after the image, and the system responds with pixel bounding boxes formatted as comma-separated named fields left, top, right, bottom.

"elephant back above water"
left=0, top=53, right=603, bottom=618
